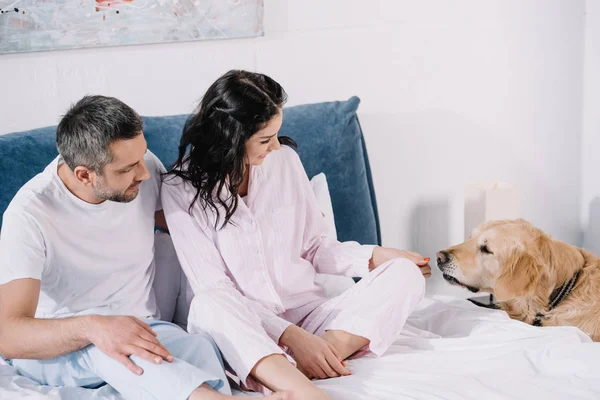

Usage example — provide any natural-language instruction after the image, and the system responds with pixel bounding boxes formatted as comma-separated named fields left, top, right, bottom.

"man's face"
left=93, top=133, right=151, bottom=203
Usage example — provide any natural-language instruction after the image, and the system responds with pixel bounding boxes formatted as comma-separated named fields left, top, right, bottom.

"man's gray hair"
left=56, top=95, right=143, bottom=173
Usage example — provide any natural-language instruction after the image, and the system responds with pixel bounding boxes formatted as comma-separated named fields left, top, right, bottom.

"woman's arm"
left=288, top=150, right=430, bottom=277
left=281, top=150, right=375, bottom=278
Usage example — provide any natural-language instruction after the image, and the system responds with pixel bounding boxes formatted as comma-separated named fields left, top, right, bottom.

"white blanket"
left=2, top=297, right=599, bottom=399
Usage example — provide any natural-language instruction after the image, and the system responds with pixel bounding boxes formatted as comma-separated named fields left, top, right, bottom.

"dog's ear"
left=543, top=239, right=585, bottom=284
left=494, top=250, right=543, bottom=302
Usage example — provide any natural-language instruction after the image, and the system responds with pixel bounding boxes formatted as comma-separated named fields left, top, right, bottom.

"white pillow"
left=310, top=173, right=337, bottom=240
left=310, top=173, right=355, bottom=296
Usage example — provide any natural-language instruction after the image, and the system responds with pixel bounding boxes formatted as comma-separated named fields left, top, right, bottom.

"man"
left=0, top=95, right=287, bottom=400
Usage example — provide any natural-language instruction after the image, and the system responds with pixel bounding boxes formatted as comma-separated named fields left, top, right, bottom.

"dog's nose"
left=436, top=251, right=450, bottom=265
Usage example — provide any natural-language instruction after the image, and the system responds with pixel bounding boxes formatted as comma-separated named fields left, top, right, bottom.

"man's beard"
left=94, top=177, right=139, bottom=203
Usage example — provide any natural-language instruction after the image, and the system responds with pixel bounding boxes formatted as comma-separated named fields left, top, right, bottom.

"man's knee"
left=191, top=332, right=221, bottom=359
left=173, top=332, right=223, bottom=368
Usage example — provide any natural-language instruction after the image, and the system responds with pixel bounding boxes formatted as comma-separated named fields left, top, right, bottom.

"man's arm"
left=0, top=208, right=173, bottom=373
left=0, top=212, right=98, bottom=360
left=148, top=149, right=168, bottom=234
left=0, top=278, right=173, bottom=375
left=0, top=278, right=91, bottom=359
left=155, top=210, right=169, bottom=233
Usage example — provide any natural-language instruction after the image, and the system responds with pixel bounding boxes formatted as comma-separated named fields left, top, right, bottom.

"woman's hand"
left=369, top=246, right=432, bottom=278
left=279, top=325, right=351, bottom=379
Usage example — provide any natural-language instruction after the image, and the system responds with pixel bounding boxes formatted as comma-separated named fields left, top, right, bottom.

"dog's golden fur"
left=437, top=219, right=600, bottom=341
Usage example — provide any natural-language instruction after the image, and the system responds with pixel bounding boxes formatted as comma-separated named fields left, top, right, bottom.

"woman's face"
left=245, top=109, right=283, bottom=166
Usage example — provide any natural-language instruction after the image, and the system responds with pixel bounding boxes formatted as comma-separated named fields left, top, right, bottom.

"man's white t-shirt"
left=0, top=151, right=165, bottom=319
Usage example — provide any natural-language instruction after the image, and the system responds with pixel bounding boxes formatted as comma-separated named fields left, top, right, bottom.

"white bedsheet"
left=2, top=296, right=599, bottom=399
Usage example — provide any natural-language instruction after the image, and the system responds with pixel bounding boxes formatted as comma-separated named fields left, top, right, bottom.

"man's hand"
left=369, top=246, right=432, bottom=278
left=280, top=325, right=350, bottom=379
left=86, top=315, right=174, bottom=375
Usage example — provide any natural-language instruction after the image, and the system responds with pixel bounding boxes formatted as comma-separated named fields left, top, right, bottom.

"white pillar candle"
left=464, top=182, right=520, bottom=240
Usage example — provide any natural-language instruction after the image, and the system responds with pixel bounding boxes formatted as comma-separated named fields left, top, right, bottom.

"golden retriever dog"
left=436, top=219, right=600, bottom=341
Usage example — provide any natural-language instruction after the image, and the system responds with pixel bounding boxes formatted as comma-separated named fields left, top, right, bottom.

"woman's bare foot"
left=263, top=392, right=293, bottom=400
left=189, top=384, right=292, bottom=400
left=251, top=354, right=330, bottom=400
left=321, top=330, right=369, bottom=361
left=296, top=363, right=313, bottom=380
left=224, top=392, right=292, bottom=399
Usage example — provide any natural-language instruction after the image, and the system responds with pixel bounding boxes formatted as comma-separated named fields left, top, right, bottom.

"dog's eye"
left=480, top=244, right=493, bottom=255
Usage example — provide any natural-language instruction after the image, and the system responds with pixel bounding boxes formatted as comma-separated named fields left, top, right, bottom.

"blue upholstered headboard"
left=0, top=97, right=381, bottom=246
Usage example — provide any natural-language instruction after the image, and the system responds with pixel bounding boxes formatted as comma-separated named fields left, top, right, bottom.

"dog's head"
left=436, top=219, right=579, bottom=302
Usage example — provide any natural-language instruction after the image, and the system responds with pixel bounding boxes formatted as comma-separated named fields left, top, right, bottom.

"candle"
left=464, top=182, right=520, bottom=239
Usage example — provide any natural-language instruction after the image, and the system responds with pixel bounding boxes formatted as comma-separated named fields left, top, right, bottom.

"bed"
left=1, top=97, right=598, bottom=399
left=1, top=294, right=598, bottom=399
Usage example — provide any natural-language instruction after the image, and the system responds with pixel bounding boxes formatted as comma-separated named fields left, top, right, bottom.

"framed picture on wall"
left=0, top=0, right=263, bottom=54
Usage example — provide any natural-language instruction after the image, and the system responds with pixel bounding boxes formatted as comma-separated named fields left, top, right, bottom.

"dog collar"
left=532, top=269, right=581, bottom=327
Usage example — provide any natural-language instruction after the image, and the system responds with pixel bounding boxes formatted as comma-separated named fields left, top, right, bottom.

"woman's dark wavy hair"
left=166, top=70, right=296, bottom=229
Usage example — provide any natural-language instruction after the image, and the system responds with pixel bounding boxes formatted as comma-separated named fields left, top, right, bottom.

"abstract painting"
left=0, top=0, right=263, bottom=54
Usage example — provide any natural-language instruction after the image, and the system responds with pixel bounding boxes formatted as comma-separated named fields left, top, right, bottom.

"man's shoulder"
left=144, top=150, right=166, bottom=175
left=6, top=161, right=59, bottom=217
left=139, top=150, right=165, bottom=212
left=142, top=150, right=166, bottom=192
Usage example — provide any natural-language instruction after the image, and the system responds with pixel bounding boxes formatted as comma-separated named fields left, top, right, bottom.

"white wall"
left=0, top=0, right=586, bottom=297
left=582, top=0, right=600, bottom=254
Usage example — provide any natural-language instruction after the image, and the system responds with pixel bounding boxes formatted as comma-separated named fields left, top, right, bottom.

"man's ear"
left=73, top=166, right=94, bottom=186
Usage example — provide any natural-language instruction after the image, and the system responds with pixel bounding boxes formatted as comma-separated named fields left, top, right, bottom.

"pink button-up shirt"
left=161, top=146, right=375, bottom=343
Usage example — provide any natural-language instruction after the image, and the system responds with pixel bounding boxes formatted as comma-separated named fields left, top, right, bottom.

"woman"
left=162, top=70, right=431, bottom=400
